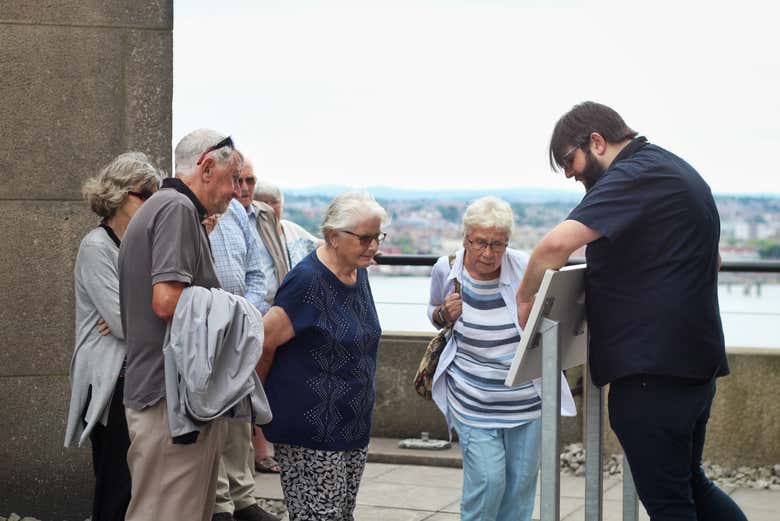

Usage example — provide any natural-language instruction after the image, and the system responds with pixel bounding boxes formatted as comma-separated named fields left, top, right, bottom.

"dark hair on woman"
left=548, top=101, right=638, bottom=171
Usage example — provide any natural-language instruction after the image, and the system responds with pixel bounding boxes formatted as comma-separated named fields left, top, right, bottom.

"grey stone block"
left=0, top=0, right=172, bottom=29
left=0, top=202, right=95, bottom=377
left=0, top=24, right=172, bottom=201
left=0, top=24, right=125, bottom=201
left=124, top=29, right=173, bottom=175
left=0, top=375, right=92, bottom=520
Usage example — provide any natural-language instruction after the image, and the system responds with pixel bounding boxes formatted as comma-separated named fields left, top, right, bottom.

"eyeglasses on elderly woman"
left=466, top=238, right=508, bottom=252
left=340, top=230, right=387, bottom=247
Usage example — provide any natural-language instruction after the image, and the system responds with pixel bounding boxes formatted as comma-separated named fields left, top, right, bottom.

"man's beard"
left=580, top=150, right=606, bottom=190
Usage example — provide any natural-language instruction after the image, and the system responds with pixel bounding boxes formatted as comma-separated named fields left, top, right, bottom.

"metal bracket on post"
left=539, top=317, right=561, bottom=521
left=622, top=456, right=639, bottom=521
left=584, top=364, right=604, bottom=521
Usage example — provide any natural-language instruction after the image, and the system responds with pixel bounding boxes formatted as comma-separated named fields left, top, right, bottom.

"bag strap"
left=448, top=253, right=461, bottom=294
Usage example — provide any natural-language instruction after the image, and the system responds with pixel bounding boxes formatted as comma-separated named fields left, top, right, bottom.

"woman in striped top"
left=427, top=196, right=576, bottom=521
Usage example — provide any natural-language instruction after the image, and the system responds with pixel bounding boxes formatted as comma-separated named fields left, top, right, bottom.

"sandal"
left=255, top=456, right=281, bottom=474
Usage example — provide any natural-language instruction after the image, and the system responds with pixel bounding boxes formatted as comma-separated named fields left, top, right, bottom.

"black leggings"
left=88, top=377, right=132, bottom=521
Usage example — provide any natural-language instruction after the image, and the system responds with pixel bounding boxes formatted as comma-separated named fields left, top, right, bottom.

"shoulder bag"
left=414, top=255, right=460, bottom=400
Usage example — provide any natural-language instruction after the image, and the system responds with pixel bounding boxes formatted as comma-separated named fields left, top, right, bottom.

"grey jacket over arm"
left=164, top=286, right=272, bottom=440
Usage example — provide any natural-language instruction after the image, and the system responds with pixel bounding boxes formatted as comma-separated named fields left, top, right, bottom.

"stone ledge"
left=368, top=437, right=463, bottom=468
left=0, top=1, right=171, bottom=30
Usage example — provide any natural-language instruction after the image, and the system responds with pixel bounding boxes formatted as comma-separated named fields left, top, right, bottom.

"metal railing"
left=374, top=254, right=780, bottom=273
left=373, top=253, right=779, bottom=521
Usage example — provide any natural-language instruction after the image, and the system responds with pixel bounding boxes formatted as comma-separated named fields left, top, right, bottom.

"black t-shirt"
left=568, top=137, right=728, bottom=386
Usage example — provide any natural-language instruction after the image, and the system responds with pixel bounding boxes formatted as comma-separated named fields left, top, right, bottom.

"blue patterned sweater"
left=263, top=250, right=381, bottom=451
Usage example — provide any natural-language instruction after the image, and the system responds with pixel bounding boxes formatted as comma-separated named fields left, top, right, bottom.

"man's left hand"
left=517, top=298, right=534, bottom=330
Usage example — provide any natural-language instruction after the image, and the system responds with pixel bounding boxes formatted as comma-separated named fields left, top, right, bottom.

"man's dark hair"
left=548, top=101, right=638, bottom=171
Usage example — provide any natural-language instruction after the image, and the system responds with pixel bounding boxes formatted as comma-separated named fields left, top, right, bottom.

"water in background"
left=370, top=275, right=780, bottom=349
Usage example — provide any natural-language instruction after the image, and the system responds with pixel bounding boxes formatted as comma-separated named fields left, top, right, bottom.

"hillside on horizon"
left=283, top=185, right=780, bottom=203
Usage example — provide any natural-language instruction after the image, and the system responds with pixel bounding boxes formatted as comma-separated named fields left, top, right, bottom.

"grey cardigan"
left=64, top=227, right=126, bottom=447
left=164, top=286, right=272, bottom=439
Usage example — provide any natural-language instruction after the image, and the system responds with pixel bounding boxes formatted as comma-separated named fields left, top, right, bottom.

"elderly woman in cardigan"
left=64, top=152, right=163, bottom=521
left=427, top=196, right=576, bottom=521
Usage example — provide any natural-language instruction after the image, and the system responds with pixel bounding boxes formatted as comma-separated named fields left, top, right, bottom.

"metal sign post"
left=539, top=317, right=561, bottom=521
left=623, top=456, right=639, bottom=521
left=508, top=265, right=639, bottom=521
left=584, top=365, right=604, bottom=521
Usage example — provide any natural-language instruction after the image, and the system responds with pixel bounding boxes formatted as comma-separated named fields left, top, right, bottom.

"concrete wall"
left=373, top=335, right=780, bottom=468
left=0, top=2, right=172, bottom=519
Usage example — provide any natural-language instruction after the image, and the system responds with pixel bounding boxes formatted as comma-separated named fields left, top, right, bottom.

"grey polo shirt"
left=119, top=178, right=221, bottom=410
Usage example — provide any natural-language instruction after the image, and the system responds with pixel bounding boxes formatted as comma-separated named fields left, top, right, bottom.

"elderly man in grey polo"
left=118, top=129, right=242, bottom=521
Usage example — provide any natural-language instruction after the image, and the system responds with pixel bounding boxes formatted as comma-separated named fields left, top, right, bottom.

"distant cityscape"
left=282, top=188, right=780, bottom=271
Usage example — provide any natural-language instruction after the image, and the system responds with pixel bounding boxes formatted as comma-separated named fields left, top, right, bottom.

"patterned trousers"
left=274, top=444, right=368, bottom=521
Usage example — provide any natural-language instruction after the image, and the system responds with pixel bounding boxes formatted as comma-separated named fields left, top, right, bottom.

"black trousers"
left=608, top=375, right=747, bottom=521
left=88, top=377, right=132, bottom=521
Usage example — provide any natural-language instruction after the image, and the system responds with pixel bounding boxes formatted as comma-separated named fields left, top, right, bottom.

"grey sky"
left=173, top=0, right=780, bottom=194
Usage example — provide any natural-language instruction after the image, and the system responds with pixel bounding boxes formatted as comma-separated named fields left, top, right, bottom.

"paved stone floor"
left=255, top=457, right=780, bottom=521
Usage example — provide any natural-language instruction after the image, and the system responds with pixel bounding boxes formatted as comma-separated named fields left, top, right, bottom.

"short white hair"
left=174, top=128, right=234, bottom=176
left=321, top=192, right=389, bottom=236
left=254, top=180, right=284, bottom=205
left=461, top=196, right=514, bottom=238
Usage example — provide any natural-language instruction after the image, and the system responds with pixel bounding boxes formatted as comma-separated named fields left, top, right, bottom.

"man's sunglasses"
left=196, top=136, right=235, bottom=165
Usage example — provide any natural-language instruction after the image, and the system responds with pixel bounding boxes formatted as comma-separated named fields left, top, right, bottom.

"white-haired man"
left=119, top=129, right=241, bottom=521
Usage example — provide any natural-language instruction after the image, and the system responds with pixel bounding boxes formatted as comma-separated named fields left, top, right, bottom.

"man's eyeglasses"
left=560, top=144, right=579, bottom=172
left=196, top=136, right=235, bottom=165
left=128, top=189, right=154, bottom=201
left=340, top=230, right=387, bottom=246
left=466, top=238, right=508, bottom=252
left=560, top=138, right=589, bottom=171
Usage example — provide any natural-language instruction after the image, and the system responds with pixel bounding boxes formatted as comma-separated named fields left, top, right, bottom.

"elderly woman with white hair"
left=64, top=152, right=163, bottom=521
left=257, top=192, right=388, bottom=521
left=427, top=196, right=576, bottom=521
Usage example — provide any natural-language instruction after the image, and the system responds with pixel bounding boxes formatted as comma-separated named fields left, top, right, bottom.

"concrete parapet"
left=372, top=332, right=583, bottom=445
left=706, top=349, right=780, bottom=466
left=373, top=334, right=780, bottom=468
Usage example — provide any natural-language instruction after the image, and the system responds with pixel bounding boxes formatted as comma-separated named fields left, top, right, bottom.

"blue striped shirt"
left=446, top=271, right=541, bottom=428
left=210, top=199, right=266, bottom=311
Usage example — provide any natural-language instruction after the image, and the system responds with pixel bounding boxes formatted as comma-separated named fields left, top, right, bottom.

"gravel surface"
left=559, top=442, right=780, bottom=490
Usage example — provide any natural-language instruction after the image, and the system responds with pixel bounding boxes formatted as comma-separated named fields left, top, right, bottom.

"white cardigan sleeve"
left=427, top=255, right=454, bottom=326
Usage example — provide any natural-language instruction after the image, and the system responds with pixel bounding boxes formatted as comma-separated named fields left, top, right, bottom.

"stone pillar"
left=0, top=2, right=172, bottom=518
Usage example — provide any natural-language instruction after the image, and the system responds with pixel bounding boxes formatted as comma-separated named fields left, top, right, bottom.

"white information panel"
left=505, top=264, right=588, bottom=387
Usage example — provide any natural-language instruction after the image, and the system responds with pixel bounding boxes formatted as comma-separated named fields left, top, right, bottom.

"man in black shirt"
left=516, top=102, right=746, bottom=521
